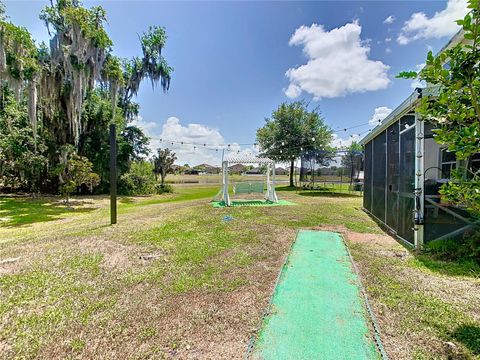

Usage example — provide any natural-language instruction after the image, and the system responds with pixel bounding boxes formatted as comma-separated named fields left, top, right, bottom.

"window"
left=440, top=148, right=456, bottom=178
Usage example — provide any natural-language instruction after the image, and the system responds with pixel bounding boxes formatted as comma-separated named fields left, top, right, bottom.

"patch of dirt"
left=78, top=237, right=135, bottom=271
left=36, top=224, right=295, bottom=359
left=345, top=231, right=398, bottom=246
left=0, top=256, right=22, bottom=276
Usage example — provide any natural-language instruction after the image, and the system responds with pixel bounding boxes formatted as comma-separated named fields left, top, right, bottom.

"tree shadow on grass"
left=452, top=325, right=480, bottom=355
left=119, top=197, right=136, bottom=204
left=275, top=186, right=298, bottom=192
left=298, top=191, right=361, bottom=198
left=0, top=197, right=95, bottom=227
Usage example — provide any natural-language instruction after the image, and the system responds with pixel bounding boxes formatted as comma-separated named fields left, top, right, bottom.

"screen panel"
left=363, top=141, right=373, bottom=212
left=372, top=131, right=387, bottom=222
left=398, top=126, right=415, bottom=244
left=386, top=121, right=400, bottom=231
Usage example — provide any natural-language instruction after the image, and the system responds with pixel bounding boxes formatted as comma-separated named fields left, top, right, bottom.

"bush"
left=425, top=230, right=480, bottom=263
left=119, top=161, right=156, bottom=195
left=155, top=183, right=173, bottom=194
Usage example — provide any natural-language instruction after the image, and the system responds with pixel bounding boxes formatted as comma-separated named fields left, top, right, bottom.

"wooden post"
left=110, top=123, right=117, bottom=225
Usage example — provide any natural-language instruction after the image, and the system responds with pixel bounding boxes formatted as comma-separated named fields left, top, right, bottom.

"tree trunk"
left=290, top=160, right=295, bottom=187
left=161, top=170, right=165, bottom=186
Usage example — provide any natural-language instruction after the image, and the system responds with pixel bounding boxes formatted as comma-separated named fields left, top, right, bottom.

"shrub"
left=155, top=183, right=173, bottom=194
left=119, top=161, right=156, bottom=195
left=426, top=230, right=480, bottom=263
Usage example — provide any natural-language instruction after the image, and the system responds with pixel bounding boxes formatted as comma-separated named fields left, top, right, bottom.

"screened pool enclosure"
left=360, top=89, right=478, bottom=249
left=299, top=150, right=363, bottom=191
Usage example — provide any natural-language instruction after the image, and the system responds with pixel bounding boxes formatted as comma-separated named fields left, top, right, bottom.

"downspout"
left=414, top=88, right=425, bottom=249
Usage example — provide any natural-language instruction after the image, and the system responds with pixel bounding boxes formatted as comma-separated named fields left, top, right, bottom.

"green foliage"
left=341, top=141, right=363, bottom=179
left=54, top=147, right=100, bottom=202
left=62, top=5, right=112, bottom=48
left=397, top=0, right=480, bottom=221
left=256, top=101, right=333, bottom=186
left=102, top=55, right=124, bottom=85
left=0, top=18, right=39, bottom=80
left=120, top=26, right=173, bottom=113
left=0, top=85, right=47, bottom=192
left=155, top=183, right=173, bottom=194
left=119, top=160, right=156, bottom=195
left=0, top=2, right=171, bottom=195
left=424, top=231, right=480, bottom=264
left=153, top=148, right=177, bottom=186
left=439, top=168, right=480, bottom=216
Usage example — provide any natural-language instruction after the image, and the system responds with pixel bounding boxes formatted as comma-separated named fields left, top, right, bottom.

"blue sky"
left=4, top=0, right=467, bottom=165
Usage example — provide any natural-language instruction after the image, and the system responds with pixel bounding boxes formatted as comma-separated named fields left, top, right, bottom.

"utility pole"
left=110, top=123, right=117, bottom=225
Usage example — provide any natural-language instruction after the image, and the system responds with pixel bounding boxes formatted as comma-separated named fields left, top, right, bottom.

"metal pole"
left=414, top=114, right=424, bottom=248
left=110, top=123, right=117, bottom=225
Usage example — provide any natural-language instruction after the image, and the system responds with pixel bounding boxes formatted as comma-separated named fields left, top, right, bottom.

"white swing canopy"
left=220, top=155, right=279, bottom=206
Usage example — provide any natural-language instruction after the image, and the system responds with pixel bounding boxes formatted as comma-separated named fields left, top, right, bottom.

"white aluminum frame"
left=220, top=156, right=278, bottom=206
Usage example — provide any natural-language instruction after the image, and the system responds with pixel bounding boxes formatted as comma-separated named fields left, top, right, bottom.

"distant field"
left=165, top=174, right=293, bottom=184
left=165, top=173, right=355, bottom=185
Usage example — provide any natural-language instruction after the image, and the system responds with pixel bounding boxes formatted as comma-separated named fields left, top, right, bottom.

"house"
left=359, top=31, right=478, bottom=249
left=245, top=167, right=263, bottom=175
left=170, top=164, right=182, bottom=174
left=194, top=163, right=220, bottom=174
left=228, top=164, right=246, bottom=174
left=275, top=167, right=288, bottom=175
left=184, top=168, right=199, bottom=175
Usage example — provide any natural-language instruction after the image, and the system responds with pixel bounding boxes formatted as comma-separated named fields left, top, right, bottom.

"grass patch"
left=120, top=186, right=219, bottom=209
left=0, top=197, right=95, bottom=227
left=408, top=255, right=480, bottom=278
left=0, top=253, right=116, bottom=358
left=130, top=206, right=257, bottom=293
left=2, top=184, right=477, bottom=358
left=349, top=241, right=480, bottom=358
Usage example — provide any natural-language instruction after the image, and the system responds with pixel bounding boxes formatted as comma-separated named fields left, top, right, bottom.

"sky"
left=4, top=0, right=469, bottom=166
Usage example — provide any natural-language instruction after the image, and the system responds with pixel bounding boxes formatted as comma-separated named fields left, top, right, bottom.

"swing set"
left=216, top=155, right=279, bottom=206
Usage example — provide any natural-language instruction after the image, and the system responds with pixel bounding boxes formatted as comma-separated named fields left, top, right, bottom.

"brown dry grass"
left=347, top=232, right=480, bottom=359
left=1, top=186, right=479, bottom=359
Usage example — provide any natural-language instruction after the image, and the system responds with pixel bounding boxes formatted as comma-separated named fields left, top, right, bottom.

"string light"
left=153, top=116, right=376, bottom=153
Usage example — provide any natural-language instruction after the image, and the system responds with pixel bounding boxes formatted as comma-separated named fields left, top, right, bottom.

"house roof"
left=360, top=30, right=466, bottom=146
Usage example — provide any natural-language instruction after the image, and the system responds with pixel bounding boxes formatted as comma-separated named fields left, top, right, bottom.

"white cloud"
left=157, top=117, right=258, bottom=167
left=415, top=63, right=426, bottom=72
left=385, top=47, right=392, bottom=54
left=410, top=80, right=426, bottom=89
left=331, top=133, right=362, bottom=148
left=397, top=0, right=468, bottom=45
left=284, top=84, right=302, bottom=98
left=383, top=15, right=395, bottom=24
left=131, top=115, right=158, bottom=133
left=385, top=37, right=392, bottom=42
left=369, top=106, right=392, bottom=126
left=284, top=21, right=390, bottom=100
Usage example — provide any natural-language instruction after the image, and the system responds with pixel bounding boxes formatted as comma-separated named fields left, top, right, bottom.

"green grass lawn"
left=0, top=185, right=479, bottom=359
